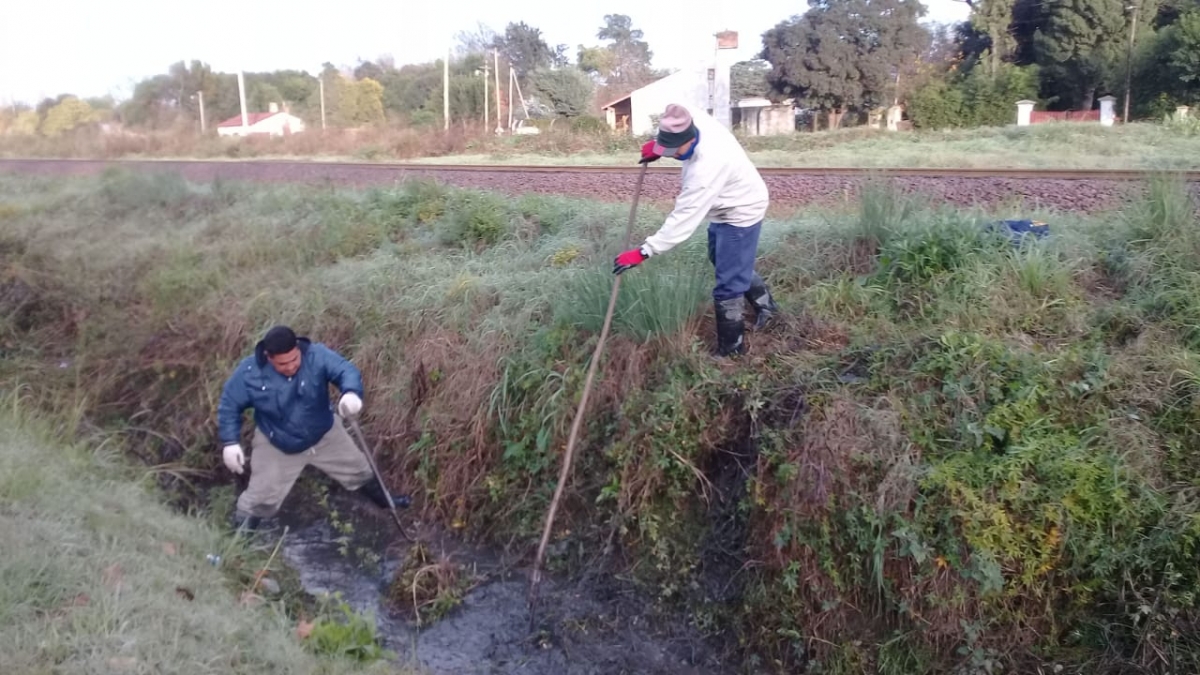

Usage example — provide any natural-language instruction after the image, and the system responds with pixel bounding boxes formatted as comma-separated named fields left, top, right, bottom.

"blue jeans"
left=707, top=221, right=762, bottom=301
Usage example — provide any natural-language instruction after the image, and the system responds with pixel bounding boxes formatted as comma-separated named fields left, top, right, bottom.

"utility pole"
left=512, top=68, right=530, bottom=121
left=197, top=90, right=206, bottom=132
left=318, top=75, right=326, bottom=130
left=443, top=48, right=450, bottom=130
left=507, top=63, right=514, bottom=131
left=494, top=49, right=503, bottom=135
left=483, top=61, right=489, bottom=132
left=1123, top=3, right=1139, bottom=124
left=237, top=71, right=249, bottom=131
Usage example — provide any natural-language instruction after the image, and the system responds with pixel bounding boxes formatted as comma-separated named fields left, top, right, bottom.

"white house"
left=216, top=102, right=305, bottom=137
left=734, top=97, right=796, bottom=136
left=603, top=30, right=738, bottom=136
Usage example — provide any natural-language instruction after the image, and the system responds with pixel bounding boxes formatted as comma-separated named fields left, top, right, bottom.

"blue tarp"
left=984, top=219, right=1050, bottom=247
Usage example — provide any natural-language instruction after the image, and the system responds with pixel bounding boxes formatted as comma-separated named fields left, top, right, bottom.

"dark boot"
left=231, top=512, right=264, bottom=537
left=744, top=273, right=779, bottom=331
left=714, top=296, right=747, bottom=357
left=358, top=479, right=411, bottom=510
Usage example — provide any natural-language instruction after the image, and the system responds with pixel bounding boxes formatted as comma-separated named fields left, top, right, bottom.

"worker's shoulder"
left=224, top=354, right=261, bottom=386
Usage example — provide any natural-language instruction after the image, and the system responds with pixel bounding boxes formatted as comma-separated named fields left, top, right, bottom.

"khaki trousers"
left=235, top=414, right=374, bottom=518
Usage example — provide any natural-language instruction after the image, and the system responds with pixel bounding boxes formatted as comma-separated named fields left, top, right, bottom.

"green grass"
left=0, top=398, right=405, bottom=675
left=3, top=167, right=1200, bottom=673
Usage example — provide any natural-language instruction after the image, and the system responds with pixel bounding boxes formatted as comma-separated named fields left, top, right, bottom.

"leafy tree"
left=1155, top=0, right=1200, bottom=27
left=121, top=74, right=178, bottom=128
left=970, top=0, right=1019, bottom=76
left=333, top=76, right=385, bottom=126
left=762, top=0, right=930, bottom=127
left=36, top=94, right=72, bottom=117
left=528, top=67, right=594, bottom=116
left=577, top=14, right=659, bottom=90
left=41, top=97, right=95, bottom=137
left=455, top=22, right=499, bottom=57
left=897, top=22, right=966, bottom=105
left=956, top=19, right=996, bottom=68
left=1011, top=0, right=1049, bottom=64
left=577, top=45, right=616, bottom=81
left=731, top=60, right=773, bottom=102
left=248, top=82, right=284, bottom=113
left=1033, top=0, right=1158, bottom=109
left=10, top=111, right=40, bottom=136
left=84, top=95, right=117, bottom=123
left=354, top=60, right=386, bottom=82
left=1164, top=8, right=1200, bottom=84
left=493, top=22, right=556, bottom=79
left=1132, top=8, right=1200, bottom=111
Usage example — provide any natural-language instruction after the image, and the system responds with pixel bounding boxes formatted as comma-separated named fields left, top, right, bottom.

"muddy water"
left=273, top=492, right=735, bottom=675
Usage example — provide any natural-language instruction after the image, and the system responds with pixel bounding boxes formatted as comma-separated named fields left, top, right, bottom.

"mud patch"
left=275, top=491, right=735, bottom=675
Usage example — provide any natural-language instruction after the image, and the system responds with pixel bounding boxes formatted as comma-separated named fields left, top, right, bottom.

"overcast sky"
left=1, top=0, right=970, bottom=105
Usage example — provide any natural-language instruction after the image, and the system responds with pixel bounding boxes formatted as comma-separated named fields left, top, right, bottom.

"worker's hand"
left=638, top=140, right=660, bottom=165
left=338, top=392, right=363, bottom=417
left=223, top=444, right=245, bottom=474
left=613, top=247, right=649, bottom=275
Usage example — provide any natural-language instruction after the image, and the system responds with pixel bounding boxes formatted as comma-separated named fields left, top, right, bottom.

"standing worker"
left=217, top=325, right=409, bottom=531
left=612, top=103, right=779, bottom=357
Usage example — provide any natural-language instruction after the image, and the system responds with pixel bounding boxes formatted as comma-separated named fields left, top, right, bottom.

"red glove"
left=638, top=140, right=660, bottom=165
left=613, top=247, right=649, bottom=274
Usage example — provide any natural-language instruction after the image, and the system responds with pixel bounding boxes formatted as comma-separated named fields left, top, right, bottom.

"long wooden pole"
left=526, top=161, right=649, bottom=623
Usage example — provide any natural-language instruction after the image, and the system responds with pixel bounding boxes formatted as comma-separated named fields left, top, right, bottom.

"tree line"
left=0, top=14, right=664, bottom=137
left=753, top=0, right=1200, bottom=129
left=3, top=2, right=1199, bottom=138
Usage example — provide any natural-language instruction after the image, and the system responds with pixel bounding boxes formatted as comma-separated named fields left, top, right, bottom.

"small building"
left=216, top=102, right=305, bottom=137
left=733, top=97, right=795, bottom=136
left=602, top=30, right=738, bottom=136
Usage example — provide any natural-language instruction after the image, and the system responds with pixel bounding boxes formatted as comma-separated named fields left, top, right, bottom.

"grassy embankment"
left=0, top=399, right=410, bottom=674
left=3, top=168, right=1200, bottom=673
left=2, top=118, right=1200, bottom=170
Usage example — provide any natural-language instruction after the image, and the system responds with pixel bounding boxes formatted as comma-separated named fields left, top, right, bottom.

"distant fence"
left=1030, top=109, right=1100, bottom=124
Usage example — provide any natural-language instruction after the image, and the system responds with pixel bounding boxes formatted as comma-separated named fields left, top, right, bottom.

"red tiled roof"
left=216, top=111, right=282, bottom=128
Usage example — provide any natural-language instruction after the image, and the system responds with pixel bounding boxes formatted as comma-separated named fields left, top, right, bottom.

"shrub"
left=568, top=116, right=611, bottom=135
left=440, top=190, right=513, bottom=247
left=908, top=64, right=1040, bottom=129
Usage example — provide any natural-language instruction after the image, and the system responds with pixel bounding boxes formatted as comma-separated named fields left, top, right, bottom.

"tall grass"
left=555, top=235, right=711, bottom=342
left=4, top=169, right=1200, bottom=673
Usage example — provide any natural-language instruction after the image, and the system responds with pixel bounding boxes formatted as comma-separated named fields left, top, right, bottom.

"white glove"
left=223, top=444, right=245, bottom=474
left=338, top=392, right=362, bottom=417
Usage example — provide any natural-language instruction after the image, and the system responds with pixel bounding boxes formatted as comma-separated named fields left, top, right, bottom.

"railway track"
left=2, top=158, right=1197, bottom=212
left=3, top=157, right=1199, bottom=181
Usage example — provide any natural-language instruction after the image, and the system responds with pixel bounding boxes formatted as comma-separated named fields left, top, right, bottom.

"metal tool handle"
left=345, top=416, right=412, bottom=544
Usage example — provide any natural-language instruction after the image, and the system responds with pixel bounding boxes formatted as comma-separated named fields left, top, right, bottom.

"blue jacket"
left=217, top=337, right=364, bottom=454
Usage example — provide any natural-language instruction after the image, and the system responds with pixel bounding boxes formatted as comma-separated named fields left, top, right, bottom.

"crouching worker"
left=217, top=325, right=409, bottom=532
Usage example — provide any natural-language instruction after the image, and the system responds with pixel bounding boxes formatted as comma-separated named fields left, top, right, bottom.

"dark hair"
left=262, top=325, right=297, bottom=355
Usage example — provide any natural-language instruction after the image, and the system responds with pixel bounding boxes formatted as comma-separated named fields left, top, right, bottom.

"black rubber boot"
left=744, top=273, right=779, bottom=331
left=232, top=512, right=262, bottom=535
left=358, top=479, right=411, bottom=510
left=714, top=296, right=747, bottom=358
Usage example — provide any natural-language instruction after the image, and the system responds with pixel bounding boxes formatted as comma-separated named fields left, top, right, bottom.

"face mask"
left=674, top=129, right=700, bottom=161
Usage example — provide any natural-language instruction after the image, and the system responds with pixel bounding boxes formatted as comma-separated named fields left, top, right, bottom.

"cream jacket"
left=641, top=104, right=770, bottom=256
